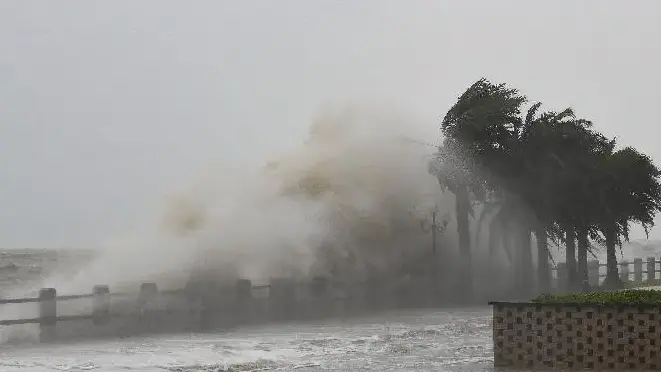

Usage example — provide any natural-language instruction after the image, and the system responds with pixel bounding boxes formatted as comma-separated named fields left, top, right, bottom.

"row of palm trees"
left=428, top=79, right=661, bottom=297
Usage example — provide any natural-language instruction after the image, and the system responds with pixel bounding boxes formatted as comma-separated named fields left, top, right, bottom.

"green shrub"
left=532, top=290, right=661, bottom=305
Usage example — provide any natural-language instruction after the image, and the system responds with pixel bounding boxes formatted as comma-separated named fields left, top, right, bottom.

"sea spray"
left=80, top=105, right=454, bottom=288
left=0, top=106, right=462, bottom=342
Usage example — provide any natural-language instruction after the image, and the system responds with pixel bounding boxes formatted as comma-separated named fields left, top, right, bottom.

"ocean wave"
left=395, top=329, right=445, bottom=339
left=0, top=360, right=99, bottom=370
left=0, top=263, right=20, bottom=272
left=174, top=361, right=319, bottom=372
left=0, top=260, right=45, bottom=274
left=162, top=359, right=281, bottom=372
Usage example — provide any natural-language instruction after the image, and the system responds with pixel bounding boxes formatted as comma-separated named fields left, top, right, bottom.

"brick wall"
left=491, top=302, right=661, bottom=370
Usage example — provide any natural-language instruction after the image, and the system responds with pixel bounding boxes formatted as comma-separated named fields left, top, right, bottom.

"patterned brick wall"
left=492, top=302, right=661, bottom=370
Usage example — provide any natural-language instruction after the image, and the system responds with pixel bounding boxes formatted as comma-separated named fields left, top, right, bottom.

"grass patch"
left=623, top=279, right=661, bottom=288
left=532, top=290, right=661, bottom=305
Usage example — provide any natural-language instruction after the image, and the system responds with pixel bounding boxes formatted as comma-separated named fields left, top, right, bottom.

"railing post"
left=138, top=282, right=158, bottom=330
left=39, top=288, right=57, bottom=342
left=92, top=285, right=110, bottom=325
left=588, top=260, right=600, bottom=288
left=648, top=257, right=657, bottom=284
left=634, top=258, right=643, bottom=283
left=556, top=263, right=567, bottom=292
left=619, top=261, right=630, bottom=282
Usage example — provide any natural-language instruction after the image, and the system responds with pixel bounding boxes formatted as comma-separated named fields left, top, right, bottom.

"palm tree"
left=513, top=105, right=572, bottom=294
left=544, top=113, right=608, bottom=292
left=474, top=104, right=614, bottom=294
left=430, top=139, right=486, bottom=298
left=430, top=78, right=526, bottom=299
left=434, top=78, right=661, bottom=299
left=464, top=101, right=587, bottom=296
left=488, top=105, right=588, bottom=294
left=597, top=147, right=661, bottom=288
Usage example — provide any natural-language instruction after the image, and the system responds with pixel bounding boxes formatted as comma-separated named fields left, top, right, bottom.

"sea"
left=0, top=250, right=502, bottom=372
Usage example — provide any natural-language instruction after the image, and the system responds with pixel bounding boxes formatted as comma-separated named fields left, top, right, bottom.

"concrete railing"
left=0, top=277, right=341, bottom=342
left=550, top=257, right=660, bottom=290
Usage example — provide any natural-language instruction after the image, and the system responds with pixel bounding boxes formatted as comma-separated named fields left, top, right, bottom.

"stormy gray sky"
left=1, top=1, right=660, bottom=249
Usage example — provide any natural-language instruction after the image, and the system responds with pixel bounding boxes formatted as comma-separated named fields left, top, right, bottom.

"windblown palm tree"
left=522, top=109, right=613, bottom=292
left=474, top=104, right=590, bottom=295
left=433, top=77, right=661, bottom=299
left=596, top=147, right=661, bottom=288
left=559, top=129, right=615, bottom=290
left=430, top=78, right=526, bottom=298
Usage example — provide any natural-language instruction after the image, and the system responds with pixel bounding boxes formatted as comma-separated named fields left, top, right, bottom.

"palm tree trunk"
left=488, top=221, right=497, bottom=261
left=563, top=223, right=577, bottom=290
left=501, top=220, right=517, bottom=292
left=488, top=219, right=503, bottom=296
left=488, top=219, right=497, bottom=276
left=535, top=223, right=550, bottom=294
left=576, top=225, right=589, bottom=292
left=603, top=222, right=621, bottom=289
left=520, top=225, right=533, bottom=297
left=455, top=186, right=472, bottom=299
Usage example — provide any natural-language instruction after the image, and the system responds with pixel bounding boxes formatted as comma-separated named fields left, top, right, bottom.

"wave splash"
left=0, top=106, right=463, bottom=344
left=59, top=106, right=454, bottom=293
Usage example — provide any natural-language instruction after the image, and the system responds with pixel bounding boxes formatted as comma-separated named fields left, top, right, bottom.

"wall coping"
left=489, top=300, right=661, bottom=309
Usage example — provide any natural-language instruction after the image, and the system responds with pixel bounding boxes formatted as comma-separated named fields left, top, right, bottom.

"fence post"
left=138, top=283, right=158, bottom=330
left=619, top=261, right=630, bottom=282
left=634, top=258, right=643, bottom=283
left=556, top=263, right=567, bottom=292
left=39, top=288, right=57, bottom=342
left=588, top=260, right=600, bottom=287
left=648, top=257, right=657, bottom=283
left=92, top=285, right=110, bottom=325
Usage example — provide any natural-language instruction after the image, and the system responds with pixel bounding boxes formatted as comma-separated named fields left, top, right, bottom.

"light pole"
left=418, top=206, right=450, bottom=304
left=420, top=207, right=450, bottom=257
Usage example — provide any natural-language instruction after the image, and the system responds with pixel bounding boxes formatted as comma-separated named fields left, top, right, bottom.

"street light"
left=419, top=206, right=450, bottom=257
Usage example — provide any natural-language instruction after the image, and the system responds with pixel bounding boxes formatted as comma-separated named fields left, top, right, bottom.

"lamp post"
left=419, top=206, right=450, bottom=304
left=420, top=207, right=450, bottom=257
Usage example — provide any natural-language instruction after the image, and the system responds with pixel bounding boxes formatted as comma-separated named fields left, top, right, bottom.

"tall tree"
left=570, top=131, right=615, bottom=290
left=431, top=78, right=526, bottom=299
left=513, top=105, right=572, bottom=294
left=547, top=117, right=614, bottom=291
left=497, top=105, right=588, bottom=294
left=597, top=147, right=661, bottom=288
left=435, top=78, right=661, bottom=299
left=464, top=100, right=589, bottom=295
